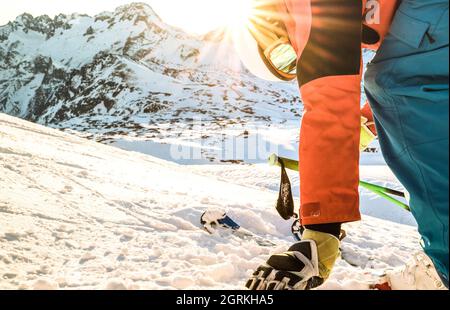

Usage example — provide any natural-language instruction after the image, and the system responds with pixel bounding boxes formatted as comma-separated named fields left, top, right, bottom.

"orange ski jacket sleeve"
left=280, top=0, right=397, bottom=225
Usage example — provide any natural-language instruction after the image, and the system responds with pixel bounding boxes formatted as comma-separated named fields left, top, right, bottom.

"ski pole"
left=268, top=154, right=411, bottom=212
left=268, top=154, right=404, bottom=196
left=364, top=187, right=411, bottom=212
left=359, top=180, right=405, bottom=198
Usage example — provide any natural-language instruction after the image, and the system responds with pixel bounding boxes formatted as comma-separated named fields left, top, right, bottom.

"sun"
left=218, top=0, right=254, bottom=29
left=148, top=0, right=254, bottom=35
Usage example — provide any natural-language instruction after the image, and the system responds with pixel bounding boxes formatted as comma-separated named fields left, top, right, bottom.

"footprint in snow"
left=79, top=252, right=96, bottom=264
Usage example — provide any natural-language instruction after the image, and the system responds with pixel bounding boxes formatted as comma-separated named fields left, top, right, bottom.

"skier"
left=233, top=0, right=449, bottom=290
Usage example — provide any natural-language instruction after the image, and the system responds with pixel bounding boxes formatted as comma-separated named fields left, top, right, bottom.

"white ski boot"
left=386, top=252, right=447, bottom=290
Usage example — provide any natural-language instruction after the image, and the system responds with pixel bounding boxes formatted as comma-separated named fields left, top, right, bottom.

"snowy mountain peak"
left=1, top=3, right=163, bottom=43
left=8, top=13, right=73, bottom=40
left=114, top=2, right=163, bottom=23
left=0, top=2, right=300, bottom=158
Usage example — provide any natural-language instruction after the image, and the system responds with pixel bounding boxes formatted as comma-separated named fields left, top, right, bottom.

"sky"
left=0, top=0, right=252, bottom=34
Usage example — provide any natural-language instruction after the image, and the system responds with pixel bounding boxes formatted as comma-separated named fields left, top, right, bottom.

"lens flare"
left=224, top=0, right=254, bottom=28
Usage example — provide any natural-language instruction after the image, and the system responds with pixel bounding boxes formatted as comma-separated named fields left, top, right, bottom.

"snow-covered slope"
left=0, top=113, right=420, bottom=290
left=0, top=2, right=300, bottom=154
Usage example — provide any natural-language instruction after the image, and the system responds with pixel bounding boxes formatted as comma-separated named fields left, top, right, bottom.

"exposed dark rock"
left=84, top=26, right=95, bottom=36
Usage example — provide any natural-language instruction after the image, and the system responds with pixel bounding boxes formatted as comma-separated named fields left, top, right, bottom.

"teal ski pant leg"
left=365, top=0, right=449, bottom=286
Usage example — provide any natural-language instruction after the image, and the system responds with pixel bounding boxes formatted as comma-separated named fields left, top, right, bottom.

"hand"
left=360, top=116, right=377, bottom=151
left=245, top=230, right=340, bottom=290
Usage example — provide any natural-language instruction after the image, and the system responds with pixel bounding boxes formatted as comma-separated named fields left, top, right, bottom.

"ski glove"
left=360, top=116, right=376, bottom=151
left=245, top=229, right=340, bottom=290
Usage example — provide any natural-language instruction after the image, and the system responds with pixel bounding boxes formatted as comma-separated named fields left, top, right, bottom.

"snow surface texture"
left=0, top=113, right=420, bottom=290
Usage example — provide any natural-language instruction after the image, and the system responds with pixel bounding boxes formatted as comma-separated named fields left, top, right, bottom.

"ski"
left=200, top=209, right=276, bottom=247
